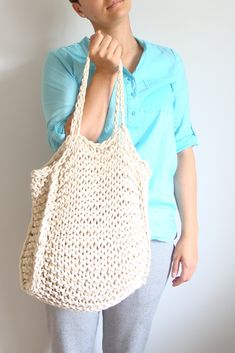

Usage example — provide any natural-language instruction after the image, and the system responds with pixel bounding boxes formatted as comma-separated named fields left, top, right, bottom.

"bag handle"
left=70, top=55, right=125, bottom=140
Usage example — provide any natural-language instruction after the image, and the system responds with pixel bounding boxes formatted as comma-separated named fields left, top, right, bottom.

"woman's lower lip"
left=107, top=1, right=123, bottom=10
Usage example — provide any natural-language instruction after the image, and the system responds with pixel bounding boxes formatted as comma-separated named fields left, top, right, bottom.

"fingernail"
left=172, top=273, right=176, bottom=278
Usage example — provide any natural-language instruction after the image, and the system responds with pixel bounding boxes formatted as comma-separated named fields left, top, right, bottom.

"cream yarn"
left=19, top=55, right=152, bottom=312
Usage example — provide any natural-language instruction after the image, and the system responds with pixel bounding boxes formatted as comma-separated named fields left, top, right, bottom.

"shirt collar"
left=80, top=35, right=148, bottom=79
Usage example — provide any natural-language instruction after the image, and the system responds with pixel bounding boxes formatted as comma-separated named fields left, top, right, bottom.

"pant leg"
left=102, top=238, right=176, bottom=353
left=44, top=303, right=100, bottom=353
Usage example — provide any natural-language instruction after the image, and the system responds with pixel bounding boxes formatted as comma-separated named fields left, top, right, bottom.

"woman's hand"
left=171, top=234, right=199, bottom=287
left=89, top=29, right=123, bottom=75
left=64, top=29, right=122, bottom=138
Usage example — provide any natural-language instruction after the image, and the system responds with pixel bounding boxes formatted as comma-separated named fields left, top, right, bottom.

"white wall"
left=1, top=0, right=234, bottom=352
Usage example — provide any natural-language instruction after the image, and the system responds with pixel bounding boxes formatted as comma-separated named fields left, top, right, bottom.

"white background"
left=1, top=0, right=234, bottom=352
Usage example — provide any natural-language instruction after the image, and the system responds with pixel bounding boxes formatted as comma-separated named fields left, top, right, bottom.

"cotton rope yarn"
left=19, top=55, right=153, bottom=312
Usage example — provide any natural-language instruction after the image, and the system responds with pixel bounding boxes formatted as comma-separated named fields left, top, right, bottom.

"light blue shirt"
left=41, top=35, right=199, bottom=242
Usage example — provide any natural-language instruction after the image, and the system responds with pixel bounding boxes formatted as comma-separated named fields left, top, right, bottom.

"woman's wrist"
left=180, top=224, right=199, bottom=240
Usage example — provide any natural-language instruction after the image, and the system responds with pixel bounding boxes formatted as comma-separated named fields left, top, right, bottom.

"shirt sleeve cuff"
left=175, top=128, right=199, bottom=153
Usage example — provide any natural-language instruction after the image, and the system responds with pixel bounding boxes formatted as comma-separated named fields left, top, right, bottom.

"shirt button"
left=132, top=111, right=136, bottom=116
left=131, top=92, right=136, bottom=97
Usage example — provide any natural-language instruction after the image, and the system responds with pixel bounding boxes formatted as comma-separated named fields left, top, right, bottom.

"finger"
left=96, top=29, right=103, bottom=36
left=89, top=31, right=98, bottom=42
left=171, top=256, right=180, bottom=278
left=173, top=265, right=191, bottom=286
left=90, top=29, right=102, bottom=39
left=112, top=42, right=123, bottom=58
left=90, top=30, right=104, bottom=51
left=99, top=34, right=113, bottom=51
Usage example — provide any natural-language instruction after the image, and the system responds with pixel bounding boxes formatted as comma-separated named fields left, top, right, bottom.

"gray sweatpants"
left=44, top=237, right=176, bottom=353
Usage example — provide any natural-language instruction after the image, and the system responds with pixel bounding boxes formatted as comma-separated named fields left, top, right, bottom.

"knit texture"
left=19, top=55, right=152, bottom=312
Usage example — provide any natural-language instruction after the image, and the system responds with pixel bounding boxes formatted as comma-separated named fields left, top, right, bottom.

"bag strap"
left=70, top=55, right=125, bottom=140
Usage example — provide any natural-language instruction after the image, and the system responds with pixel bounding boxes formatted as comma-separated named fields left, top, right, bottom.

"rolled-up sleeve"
left=41, top=50, right=79, bottom=152
left=170, top=49, right=199, bottom=153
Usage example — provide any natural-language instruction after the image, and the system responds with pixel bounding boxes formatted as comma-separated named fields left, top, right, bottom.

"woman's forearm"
left=173, top=147, right=199, bottom=239
left=65, top=70, right=118, bottom=141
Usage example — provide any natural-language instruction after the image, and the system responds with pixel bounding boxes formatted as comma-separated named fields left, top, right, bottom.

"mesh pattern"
left=19, top=55, right=152, bottom=311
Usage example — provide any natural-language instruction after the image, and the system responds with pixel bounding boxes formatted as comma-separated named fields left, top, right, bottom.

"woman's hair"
left=69, top=0, right=80, bottom=3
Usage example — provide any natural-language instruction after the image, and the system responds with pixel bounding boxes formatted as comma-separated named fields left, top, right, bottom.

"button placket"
left=131, top=79, right=136, bottom=119
left=124, top=74, right=138, bottom=124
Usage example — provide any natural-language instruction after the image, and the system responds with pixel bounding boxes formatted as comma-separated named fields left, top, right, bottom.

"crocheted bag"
left=19, top=55, right=152, bottom=312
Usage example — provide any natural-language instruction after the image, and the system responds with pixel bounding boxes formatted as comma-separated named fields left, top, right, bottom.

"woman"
left=41, top=1, right=199, bottom=352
